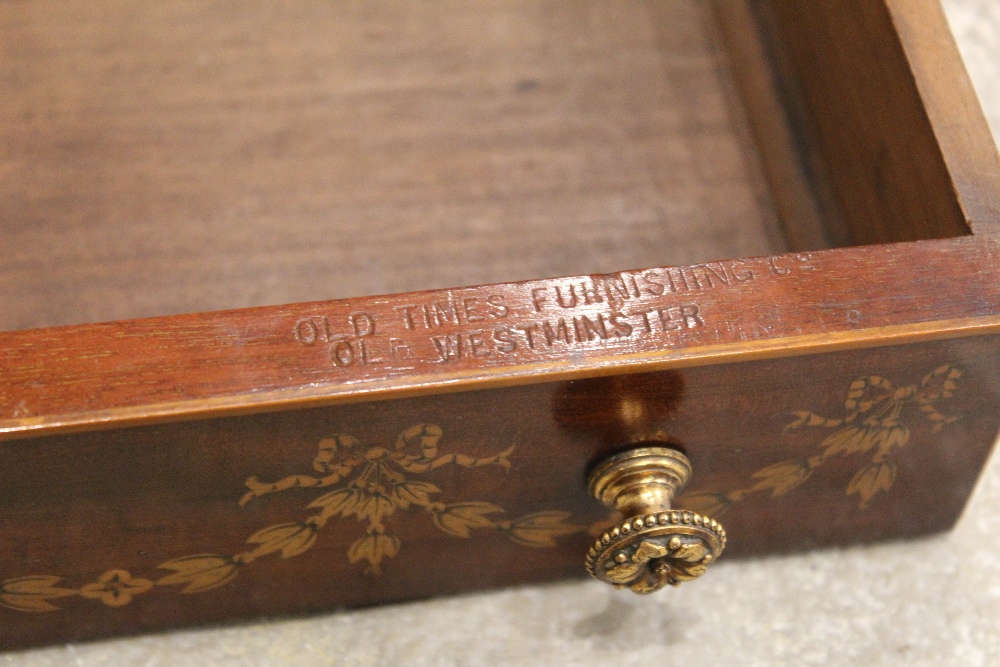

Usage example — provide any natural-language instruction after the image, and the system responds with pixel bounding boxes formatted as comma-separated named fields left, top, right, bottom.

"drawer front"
left=2, top=335, right=998, bottom=648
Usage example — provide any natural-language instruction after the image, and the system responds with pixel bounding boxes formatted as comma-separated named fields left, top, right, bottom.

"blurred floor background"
left=4, top=1, right=1000, bottom=665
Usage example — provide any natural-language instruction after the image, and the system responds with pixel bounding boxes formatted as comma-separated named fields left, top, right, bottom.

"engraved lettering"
left=350, top=312, right=376, bottom=337
left=602, top=275, right=631, bottom=307
left=431, top=334, right=462, bottom=362
left=672, top=267, right=690, bottom=291
left=680, top=304, right=705, bottom=328
left=398, top=295, right=508, bottom=331
left=491, top=302, right=708, bottom=356
left=297, top=264, right=731, bottom=370
left=662, top=269, right=678, bottom=293
left=331, top=340, right=355, bottom=367
left=767, top=257, right=791, bottom=276
left=555, top=285, right=578, bottom=309
left=389, top=338, right=412, bottom=360
left=427, top=331, right=499, bottom=361
left=395, top=305, right=418, bottom=330
left=608, top=311, right=633, bottom=338
left=686, top=267, right=705, bottom=289
left=358, top=339, right=383, bottom=364
left=293, top=316, right=334, bottom=345
left=699, top=263, right=730, bottom=288
left=731, top=259, right=754, bottom=282
left=493, top=327, right=517, bottom=353
left=578, top=314, right=608, bottom=341
left=486, top=294, right=509, bottom=319
left=432, top=300, right=456, bottom=327
left=516, top=323, right=540, bottom=350
left=531, top=287, right=548, bottom=313
left=634, top=308, right=655, bottom=333
left=640, top=271, right=666, bottom=296
left=580, top=280, right=603, bottom=305
left=462, top=297, right=485, bottom=323
left=541, top=319, right=572, bottom=346
left=295, top=319, right=319, bottom=345
left=468, top=331, right=490, bottom=358
left=795, top=253, right=816, bottom=271
left=657, top=308, right=681, bottom=331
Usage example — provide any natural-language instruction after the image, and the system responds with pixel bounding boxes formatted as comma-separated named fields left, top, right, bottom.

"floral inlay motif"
left=681, top=364, right=964, bottom=516
left=0, top=424, right=579, bottom=613
left=78, top=570, right=153, bottom=607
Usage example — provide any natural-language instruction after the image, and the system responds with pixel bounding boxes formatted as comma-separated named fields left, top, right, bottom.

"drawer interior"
left=0, top=0, right=971, bottom=331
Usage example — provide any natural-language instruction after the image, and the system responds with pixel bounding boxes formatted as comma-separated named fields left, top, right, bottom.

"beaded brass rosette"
left=585, top=510, right=726, bottom=593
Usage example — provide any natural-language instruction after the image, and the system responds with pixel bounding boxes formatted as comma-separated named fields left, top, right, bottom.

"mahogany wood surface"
left=759, top=0, right=1000, bottom=242
left=0, top=0, right=786, bottom=330
left=713, top=0, right=849, bottom=250
left=885, top=0, right=1000, bottom=231
left=2, top=337, right=998, bottom=649
left=1, top=0, right=1000, bottom=651
left=2, top=236, right=1000, bottom=440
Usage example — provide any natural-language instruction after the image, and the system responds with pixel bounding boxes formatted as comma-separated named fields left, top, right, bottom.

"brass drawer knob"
left=585, top=446, right=726, bottom=594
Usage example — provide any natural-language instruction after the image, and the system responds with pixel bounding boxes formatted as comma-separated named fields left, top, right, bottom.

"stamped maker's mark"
left=290, top=255, right=816, bottom=370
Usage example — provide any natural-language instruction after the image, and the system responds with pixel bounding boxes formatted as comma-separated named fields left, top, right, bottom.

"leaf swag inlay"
left=681, top=364, right=964, bottom=516
left=0, top=424, right=580, bottom=613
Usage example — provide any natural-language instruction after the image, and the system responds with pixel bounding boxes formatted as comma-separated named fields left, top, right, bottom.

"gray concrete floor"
left=5, top=1, right=1000, bottom=664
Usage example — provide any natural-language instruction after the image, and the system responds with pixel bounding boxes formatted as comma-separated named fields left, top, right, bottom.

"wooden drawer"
left=2, top=0, right=1000, bottom=650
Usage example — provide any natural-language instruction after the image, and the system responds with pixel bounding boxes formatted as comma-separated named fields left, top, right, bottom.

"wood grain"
left=758, top=0, right=974, bottom=245
left=3, top=235, right=1000, bottom=440
left=712, top=0, right=848, bottom=251
left=1, top=0, right=1000, bottom=651
left=0, top=0, right=786, bottom=330
left=1, top=337, right=997, bottom=649
left=886, top=0, right=1000, bottom=233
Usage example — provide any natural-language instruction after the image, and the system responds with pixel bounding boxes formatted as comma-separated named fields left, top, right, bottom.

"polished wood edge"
left=4, top=312, right=999, bottom=443
left=3, top=235, right=1000, bottom=440
left=887, top=0, right=1000, bottom=232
